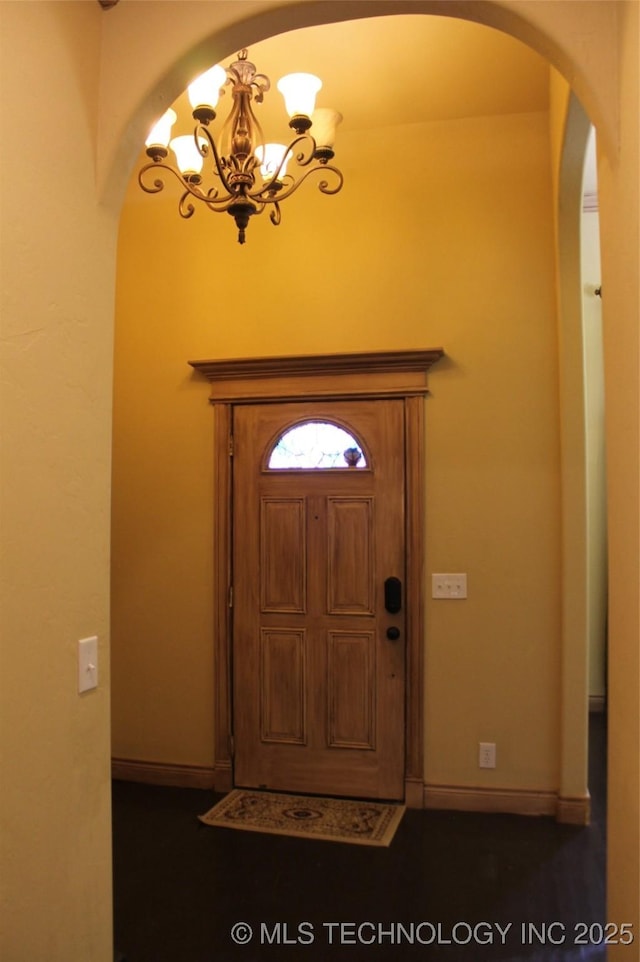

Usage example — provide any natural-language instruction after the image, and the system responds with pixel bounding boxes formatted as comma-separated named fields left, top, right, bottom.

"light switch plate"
left=78, top=635, right=98, bottom=693
left=479, top=741, right=497, bottom=769
left=432, top=573, right=468, bottom=599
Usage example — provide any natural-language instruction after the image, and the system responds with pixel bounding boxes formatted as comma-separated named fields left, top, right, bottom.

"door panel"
left=327, top=630, right=376, bottom=749
left=232, top=399, right=405, bottom=800
left=260, top=628, right=306, bottom=744
left=327, top=498, right=375, bottom=613
left=260, top=499, right=306, bottom=611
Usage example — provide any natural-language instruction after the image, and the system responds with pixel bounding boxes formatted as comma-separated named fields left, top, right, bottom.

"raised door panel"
left=327, top=630, right=376, bottom=750
left=327, top=497, right=374, bottom=614
left=260, top=629, right=306, bottom=744
left=260, top=498, right=306, bottom=612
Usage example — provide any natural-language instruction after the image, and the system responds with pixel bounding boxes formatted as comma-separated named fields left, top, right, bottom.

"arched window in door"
left=267, top=420, right=368, bottom=469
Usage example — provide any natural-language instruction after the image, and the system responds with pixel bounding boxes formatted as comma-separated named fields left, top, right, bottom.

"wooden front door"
left=232, top=399, right=406, bottom=800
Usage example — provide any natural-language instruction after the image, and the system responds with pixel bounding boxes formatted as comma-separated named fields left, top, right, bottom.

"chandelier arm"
left=139, top=159, right=242, bottom=216
left=137, top=160, right=182, bottom=195
left=198, top=194, right=264, bottom=215
left=269, top=201, right=282, bottom=227
left=289, top=133, right=318, bottom=169
left=248, top=199, right=267, bottom=216
left=314, top=165, right=344, bottom=196
left=256, top=133, right=313, bottom=194
left=201, top=194, right=235, bottom=212
left=252, top=163, right=344, bottom=205
left=178, top=190, right=197, bottom=219
left=194, top=124, right=235, bottom=196
left=138, top=159, right=215, bottom=202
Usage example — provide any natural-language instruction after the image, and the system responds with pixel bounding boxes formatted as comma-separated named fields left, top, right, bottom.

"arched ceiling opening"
left=161, top=15, right=551, bottom=146
left=100, top=0, right=617, bottom=205
left=124, top=13, right=557, bottom=223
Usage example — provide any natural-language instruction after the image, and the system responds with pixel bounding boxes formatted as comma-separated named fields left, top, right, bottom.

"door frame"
left=190, top=349, right=443, bottom=807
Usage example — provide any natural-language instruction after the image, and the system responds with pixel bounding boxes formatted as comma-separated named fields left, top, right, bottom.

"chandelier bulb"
left=311, top=108, right=342, bottom=163
left=311, top=107, right=342, bottom=147
left=188, top=64, right=227, bottom=119
left=277, top=72, right=322, bottom=124
left=255, top=143, right=291, bottom=181
left=169, top=135, right=206, bottom=177
left=145, top=107, right=177, bottom=160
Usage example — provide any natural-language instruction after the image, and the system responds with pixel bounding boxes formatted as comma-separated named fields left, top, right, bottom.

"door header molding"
left=189, top=349, right=444, bottom=403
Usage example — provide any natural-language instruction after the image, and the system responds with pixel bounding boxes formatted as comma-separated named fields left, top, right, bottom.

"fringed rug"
left=199, top=789, right=405, bottom=847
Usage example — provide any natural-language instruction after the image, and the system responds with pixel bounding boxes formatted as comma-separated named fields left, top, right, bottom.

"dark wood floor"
left=112, top=714, right=606, bottom=962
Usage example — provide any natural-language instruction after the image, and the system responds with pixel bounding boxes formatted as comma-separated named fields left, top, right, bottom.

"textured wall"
left=0, top=3, right=116, bottom=960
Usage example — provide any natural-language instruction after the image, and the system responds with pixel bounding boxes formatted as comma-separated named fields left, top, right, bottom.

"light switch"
left=78, top=635, right=98, bottom=693
left=432, top=573, right=468, bottom=599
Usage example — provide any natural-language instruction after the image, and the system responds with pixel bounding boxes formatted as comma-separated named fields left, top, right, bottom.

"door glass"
left=267, top=420, right=367, bottom=469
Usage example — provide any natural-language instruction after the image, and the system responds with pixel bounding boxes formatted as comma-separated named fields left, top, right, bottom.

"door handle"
left=384, top=577, right=402, bottom=614
left=386, top=626, right=401, bottom=641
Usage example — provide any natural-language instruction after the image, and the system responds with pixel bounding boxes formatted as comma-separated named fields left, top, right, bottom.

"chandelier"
left=138, top=49, right=344, bottom=244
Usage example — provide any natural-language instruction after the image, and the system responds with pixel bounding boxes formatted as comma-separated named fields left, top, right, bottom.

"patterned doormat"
left=199, top=789, right=405, bottom=847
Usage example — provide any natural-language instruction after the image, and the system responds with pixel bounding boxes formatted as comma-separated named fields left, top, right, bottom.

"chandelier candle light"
left=139, top=49, right=343, bottom=244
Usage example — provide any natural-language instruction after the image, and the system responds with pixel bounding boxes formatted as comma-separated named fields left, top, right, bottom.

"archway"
left=105, top=0, right=638, bottom=942
left=99, top=0, right=617, bottom=206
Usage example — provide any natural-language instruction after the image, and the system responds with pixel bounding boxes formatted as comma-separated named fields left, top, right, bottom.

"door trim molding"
left=191, top=350, right=444, bottom=804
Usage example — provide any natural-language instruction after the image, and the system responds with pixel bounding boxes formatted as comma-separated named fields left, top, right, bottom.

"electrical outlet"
left=479, top=741, right=496, bottom=769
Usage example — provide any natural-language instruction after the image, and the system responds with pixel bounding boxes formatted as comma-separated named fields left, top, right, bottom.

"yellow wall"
left=112, top=108, right=562, bottom=793
left=0, top=3, right=115, bottom=960
left=1, top=3, right=637, bottom=958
